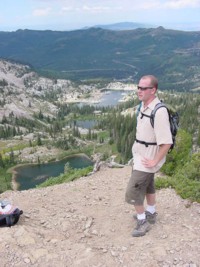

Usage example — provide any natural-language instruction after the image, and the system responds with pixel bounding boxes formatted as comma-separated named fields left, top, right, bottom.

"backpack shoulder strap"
left=136, top=102, right=152, bottom=119
left=150, top=102, right=168, bottom=128
left=136, top=102, right=142, bottom=117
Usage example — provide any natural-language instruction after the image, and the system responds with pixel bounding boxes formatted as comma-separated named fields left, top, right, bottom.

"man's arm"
left=141, top=144, right=171, bottom=168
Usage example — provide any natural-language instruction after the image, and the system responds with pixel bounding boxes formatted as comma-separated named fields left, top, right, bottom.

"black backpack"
left=136, top=101, right=179, bottom=152
left=0, top=201, right=23, bottom=227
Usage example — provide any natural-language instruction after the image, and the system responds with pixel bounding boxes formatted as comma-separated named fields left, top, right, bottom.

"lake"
left=79, top=90, right=130, bottom=107
left=74, top=90, right=130, bottom=129
left=13, top=155, right=93, bottom=191
left=95, top=90, right=129, bottom=107
left=14, top=91, right=129, bottom=190
left=76, top=119, right=97, bottom=129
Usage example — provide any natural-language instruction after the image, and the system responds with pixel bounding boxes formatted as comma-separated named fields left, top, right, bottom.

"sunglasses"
left=137, top=86, right=154, bottom=91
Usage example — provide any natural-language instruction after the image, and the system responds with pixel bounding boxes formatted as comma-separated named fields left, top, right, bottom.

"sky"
left=0, top=0, right=200, bottom=32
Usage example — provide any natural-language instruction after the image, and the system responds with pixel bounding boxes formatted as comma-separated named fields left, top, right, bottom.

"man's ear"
left=151, top=87, right=157, bottom=94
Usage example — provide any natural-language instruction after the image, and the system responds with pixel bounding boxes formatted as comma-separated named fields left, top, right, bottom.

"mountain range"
left=0, top=27, right=200, bottom=91
left=86, top=22, right=156, bottom=31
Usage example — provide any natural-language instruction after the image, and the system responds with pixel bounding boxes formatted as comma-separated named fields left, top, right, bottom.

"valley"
left=1, top=28, right=200, bottom=90
left=0, top=59, right=139, bottom=191
left=0, top=59, right=199, bottom=196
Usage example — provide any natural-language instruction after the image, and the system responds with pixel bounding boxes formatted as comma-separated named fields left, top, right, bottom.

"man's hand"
left=141, top=144, right=171, bottom=168
left=141, top=158, right=157, bottom=168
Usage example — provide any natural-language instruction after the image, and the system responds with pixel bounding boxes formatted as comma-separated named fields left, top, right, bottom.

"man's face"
left=137, top=78, right=155, bottom=102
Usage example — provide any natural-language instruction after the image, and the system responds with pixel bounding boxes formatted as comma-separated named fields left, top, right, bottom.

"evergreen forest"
left=0, top=89, right=199, bottom=202
left=1, top=28, right=200, bottom=90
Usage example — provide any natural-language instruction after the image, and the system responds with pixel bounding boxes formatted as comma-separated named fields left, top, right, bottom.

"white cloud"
left=30, top=0, right=200, bottom=6
left=134, top=1, right=161, bottom=9
left=82, top=5, right=111, bottom=12
left=60, top=3, right=122, bottom=14
left=32, top=7, right=52, bottom=17
left=125, top=0, right=200, bottom=10
left=31, top=0, right=200, bottom=13
left=163, top=0, right=200, bottom=9
left=61, top=6, right=74, bottom=12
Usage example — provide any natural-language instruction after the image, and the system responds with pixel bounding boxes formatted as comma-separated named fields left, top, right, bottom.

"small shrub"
left=155, top=176, right=174, bottom=189
left=157, top=152, right=200, bottom=203
left=161, top=129, right=192, bottom=176
left=37, top=166, right=93, bottom=188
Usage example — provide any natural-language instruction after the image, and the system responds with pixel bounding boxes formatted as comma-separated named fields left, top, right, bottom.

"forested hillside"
left=0, top=27, right=200, bottom=90
left=0, top=59, right=199, bottom=202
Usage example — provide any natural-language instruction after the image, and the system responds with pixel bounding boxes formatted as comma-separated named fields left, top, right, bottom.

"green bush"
left=37, top=166, right=93, bottom=188
left=155, top=176, right=174, bottom=189
left=178, top=153, right=200, bottom=182
left=157, top=152, right=200, bottom=203
left=161, top=129, right=192, bottom=176
left=174, top=174, right=200, bottom=202
left=0, top=168, right=12, bottom=193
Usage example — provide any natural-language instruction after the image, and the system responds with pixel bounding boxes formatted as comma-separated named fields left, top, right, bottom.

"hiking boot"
left=145, top=211, right=157, bottom=224
left=132, top=219, right=151, bottom=237
left=133, top=211, right=157, bottom=224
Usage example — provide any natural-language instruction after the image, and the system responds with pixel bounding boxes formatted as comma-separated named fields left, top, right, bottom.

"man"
left=125, top=75, right=173, bottom=237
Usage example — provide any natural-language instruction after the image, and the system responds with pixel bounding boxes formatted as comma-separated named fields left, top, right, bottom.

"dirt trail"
left=0, top=165, right=199, bottom=267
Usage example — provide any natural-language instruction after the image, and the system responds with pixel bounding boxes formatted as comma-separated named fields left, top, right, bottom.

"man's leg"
left=134, top=205, right=145, bottom=214
left=125, top=170, right=151, bottom=237
left=134, top=205, right=145, bottom=220
left=146, top=193, right=156, bottom=206
left=146, top=192, right=156, bottom=213
left=145, top=193, right=157, bottom=224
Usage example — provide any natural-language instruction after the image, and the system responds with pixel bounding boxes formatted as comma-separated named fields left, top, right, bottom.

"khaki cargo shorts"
left=125, top=170, right=155, bottom=206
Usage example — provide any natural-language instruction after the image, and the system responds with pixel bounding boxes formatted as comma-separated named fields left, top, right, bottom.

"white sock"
left=137, top=212, right=146, bottom=220
left=146, top=205, right=156, bottom=214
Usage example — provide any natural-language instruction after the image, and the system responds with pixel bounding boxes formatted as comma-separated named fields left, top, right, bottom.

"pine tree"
left=37, top=134, right=42, bottom=146
left=0, top=153, right=5, bottom=168
left=9, top=149, right=15, bottom=164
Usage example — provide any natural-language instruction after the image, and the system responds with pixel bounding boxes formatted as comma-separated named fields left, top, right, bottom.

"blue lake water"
left=95, top=90, right=128, bottom=107
left=79, top=90, right=129, bottom=107
left=74, top=90, right=130, bottom=129
left=14, top=155, right=93, bottom=191
left=76, top=120, right=97, bottom=129
left=14, top=90, right=129, bottom=190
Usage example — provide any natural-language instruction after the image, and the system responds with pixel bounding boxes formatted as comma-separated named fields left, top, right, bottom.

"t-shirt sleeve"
left=154, top=107, right=173, bottom=145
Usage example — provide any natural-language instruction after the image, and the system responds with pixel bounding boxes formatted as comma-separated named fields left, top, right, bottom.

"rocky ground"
left=0, top=165, right=199, bottom=267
